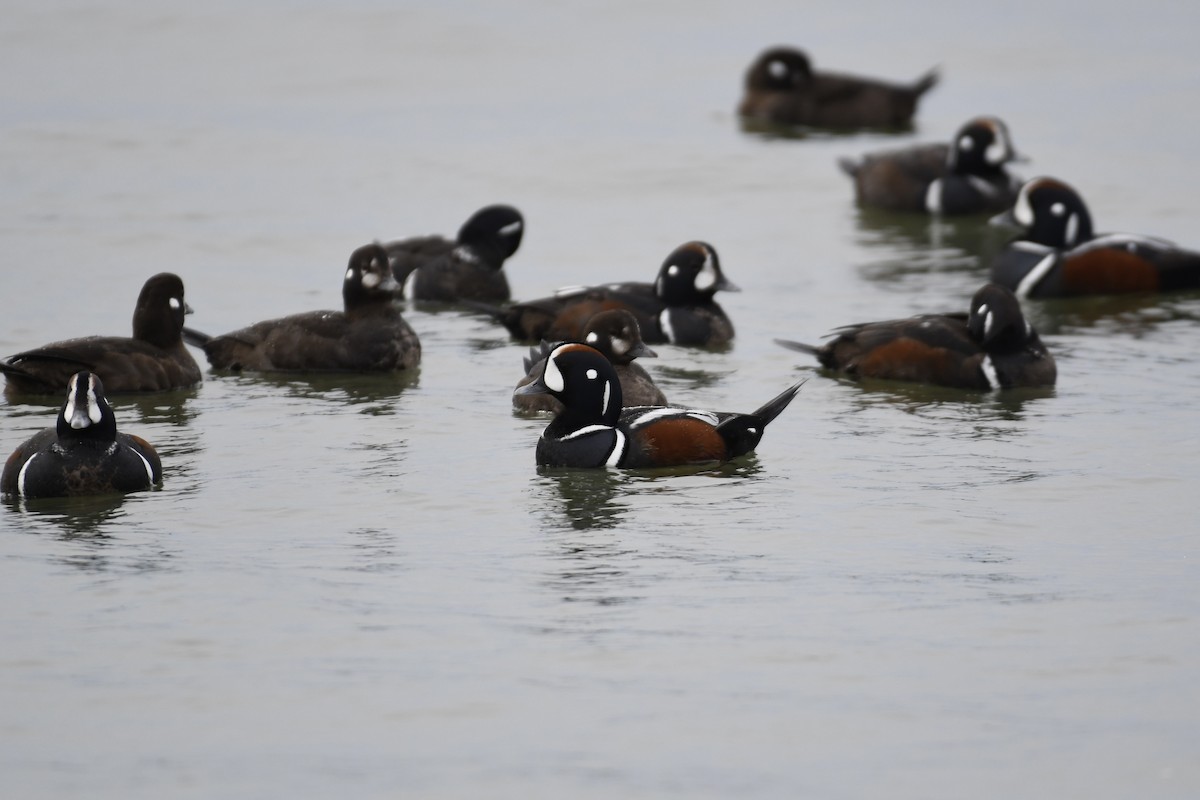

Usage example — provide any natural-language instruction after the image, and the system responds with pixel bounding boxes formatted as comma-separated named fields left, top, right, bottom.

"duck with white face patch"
left=516, top=342, right=801, bottom=469
left=382, top=204, right=524, bottom=303
left=838, top=116, right=1025, bottom=215
left=775, top=283, right=1056, bottom=391
left=471, top=241, right=740, bottom=347
left=184, top=243, right=421, bottom=373
left=2, top=371, right=163, bottom=498
left=0, top=273, right=202, bottom=397
left=514, top=309, right=667, bottom=414
left=989, top=176, right=1200, bottom=297
left=738, top=46, right=939, bottom=130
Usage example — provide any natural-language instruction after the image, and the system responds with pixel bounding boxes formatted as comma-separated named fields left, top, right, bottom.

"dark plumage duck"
left=990, top=177, right=1200, bottom=297
left=476, top=241, right=738, bottom=347
left=738, top=46, right=938, bottom=129
left=2, top=371, right=162, bottom=498
left=515, top=343, right=802, bottom=468
left=188, top=244, right=420, bottom=372
left=1, top=273, right=201, bottom=396
left=838, top=116, right=1022, bottom=214
left=775, top=284, right=1056, bottom=390
left=383, top=204, right=524, bottom=302
left=514, top=309, right=667, bottom=414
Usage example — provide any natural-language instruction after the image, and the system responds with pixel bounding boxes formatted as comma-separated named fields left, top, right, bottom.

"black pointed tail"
left=717, top=380, right=804, bottom=458
left=774, top=338, right=820, bottom=357
left=182, top=326, right=212, bottom=348
left=912, top=67, right=940, bottom=97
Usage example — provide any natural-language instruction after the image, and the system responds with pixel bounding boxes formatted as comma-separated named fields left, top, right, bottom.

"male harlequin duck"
left=990, top=176, right=1200, bottom=297
left=1, top=273, right=201, bottom=396
left=187, top=243, right=420, bottom=372
left=2, top=372, right=162, bottom=498
left=514, top=309, right=667, bottom=414
left=738, top=46, right=939, bottom=129
left=516, top=343, right=802, bottom=468
left=476, top=241, right=738, bottom=347
left=838, top=116, right=1022, bottom=214
left=775, top=283, right=1056, bottom=390
left=383, top=204, right=524, bottom=302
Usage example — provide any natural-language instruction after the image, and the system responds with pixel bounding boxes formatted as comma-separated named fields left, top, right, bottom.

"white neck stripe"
left=980, top=356, right=1001, bottom=390
left=16, top=453, right=38, bottom=495
left=1015, top=253, right=1058, bottom=298
left=606, top=430, right=626, bottom=467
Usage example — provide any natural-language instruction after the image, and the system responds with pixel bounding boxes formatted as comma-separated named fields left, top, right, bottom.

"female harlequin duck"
left=187, top=243, right=421, bottom=372
left=477, top=241, right=738, bottom=347
left=838, top=116, right=1023, bottom=214
left=738, top=46, right=938, bottom=129
left=514, top=309, right=667, bottom=414
left=2, top=372, right=162, bottom=498
left=775, top=284, right=1056, bottom=390
left=516, top=343, right=801, bottom=468
left=990, top=177, right=1200, bottom=297
left=1, top=273, right=201, bottom=396
left=383, top=204, right=524, bottom=302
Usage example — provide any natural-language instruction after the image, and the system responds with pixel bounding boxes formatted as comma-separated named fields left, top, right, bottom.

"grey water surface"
left=2, top=1, right=1199, bottom=797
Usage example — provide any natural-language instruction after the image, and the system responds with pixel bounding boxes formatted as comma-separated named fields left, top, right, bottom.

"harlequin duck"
left=775, top=283, right=1056, bottom=390
left=838, top=116, right=1022, bottom=214
left=514, top=309, right=667, bottom=413
left=476, top=241, right=738, bottom=347
left=990, top=176, right=1200, bottom=297
left=383, top=204, right=523, bottom=302
left=1, top=273, right=201, bottom=396
left=186, top=243, right=421, bottom=372
left=2, top=371, right=162, bottom=498
left=738, top=46, right=939, bottom=129
left=516, top=343, right=802, bottom=468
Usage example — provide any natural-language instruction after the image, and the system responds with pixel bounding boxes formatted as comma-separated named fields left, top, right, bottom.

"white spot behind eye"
left=585, top=332, right=599, bottom=344
left=768, top=60, right=788, bottom=79
left=667, top=265, right=680, bottom=277
left=958, top=135, right=974, bottom=152
left=500, top=221, right=522, bottom=235
left=169, top=297, right=181, bottom=311
left=586, top=368, right=598, bottom=380
left=1050, top=202, right=1066, bottom=216
left=1065, top=213, right=1079, bottom=245
left=345, top=268, right=355, bottom=281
